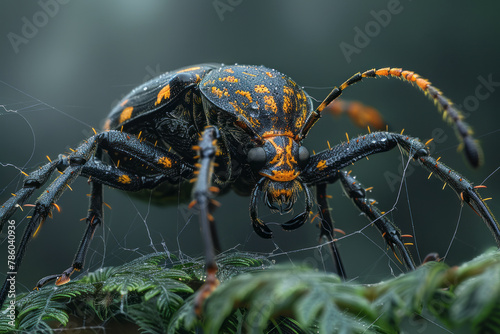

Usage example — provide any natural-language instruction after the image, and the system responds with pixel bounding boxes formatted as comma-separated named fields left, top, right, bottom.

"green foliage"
left=2, top=250, right=500, bottom=333
left=0, top=281, right=95, bottom=333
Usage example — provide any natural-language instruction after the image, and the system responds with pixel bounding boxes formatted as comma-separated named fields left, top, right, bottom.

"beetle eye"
left=247, top=147, right=267, bottom=169
left=298, top=146, right=310, bottom=166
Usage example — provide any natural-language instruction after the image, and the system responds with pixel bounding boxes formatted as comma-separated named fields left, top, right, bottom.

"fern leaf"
left=3, top=249, right=500, bottom=333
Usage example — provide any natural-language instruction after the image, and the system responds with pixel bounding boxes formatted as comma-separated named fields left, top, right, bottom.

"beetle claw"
left=250, top=178, right=273, bottom=238
left=281, top=184, right=312, bottom=231
left=281, top=211, right=308, bottom=231
left=252, top=219, right=274, bottom=238
left=250, top=177, right=313, bottom=237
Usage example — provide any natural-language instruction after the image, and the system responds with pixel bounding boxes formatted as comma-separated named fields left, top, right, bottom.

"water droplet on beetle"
left=250, top=103, right=259, bottom=117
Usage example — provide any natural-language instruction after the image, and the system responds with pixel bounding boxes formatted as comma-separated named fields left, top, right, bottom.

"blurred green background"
left=0, top=1, right=499, bottom=331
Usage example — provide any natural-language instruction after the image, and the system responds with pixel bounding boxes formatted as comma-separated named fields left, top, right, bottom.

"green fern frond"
left=368, top=260, right=448, bottom=328
left=127, top=300, right=172, bottom=334
left=2, top=249, right=500, bottom=333
left=0, top=281, right=95, bottom=332
left=198, top=266, right=383, bottom=334
left=448, top=259, right=500, bottom=332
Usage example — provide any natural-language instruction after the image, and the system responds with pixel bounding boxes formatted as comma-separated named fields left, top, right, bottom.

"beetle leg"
left=80, top=158, right=184, bottom=191
left=0, top=159, right=61, bottom=231
left=315, top=183, right=347, bottom=279
left=302, top=131, right=500, bottom=248
left=0, top=158, right=83, bottom=307
left=191, top=126, right=222, bottom=315
left=36, top=180, right=104, bottom=288
left=416, top=153, right=500, bottom=245
left=0, top=130, right=192, bottom=308
left=302, top=131, right=397, bottom=185
left=339, top=171, right=416, bottom=270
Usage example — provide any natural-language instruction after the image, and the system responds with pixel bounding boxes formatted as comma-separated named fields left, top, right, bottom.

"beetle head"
left=247, top=135, right=312, bottom=238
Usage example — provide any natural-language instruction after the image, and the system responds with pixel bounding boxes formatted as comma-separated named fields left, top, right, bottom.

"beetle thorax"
left=199, top=65, right=313, bottom=138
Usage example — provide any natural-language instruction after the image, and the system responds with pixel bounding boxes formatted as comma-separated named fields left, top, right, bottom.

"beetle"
left=1, top=64, right=499, bottom=312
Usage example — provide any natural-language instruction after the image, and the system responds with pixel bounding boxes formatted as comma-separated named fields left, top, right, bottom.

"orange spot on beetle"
left=229, top=101, right=247, bottom=116
left=219, top=76, right=239, bottom=83
left=283, top=86, right=294, bottom=95
left=283, top=96, right=292, bottom=113
left=266, top=136, right=297, bottom=170
left=317, top=160, right=327, bottom=171
left=263, top=95, right=277, bottom=113
left=158, top=156, right=172, bottom=168
left=295, top=114, right=306, bottom=130
left=254, top=84, right=270, bottom=93
left=155, top=84, right=171, bottom=106
left=211, top=87, right=223, bottom=98
left=176, top=66, right=201, bottom=73
left=248, top=116, right=261, bottom=127
left=117, top=175, right=132, bottom=184
left=235, top=90, right=252, bottom=103
left=261, top=170, right=300, bottom=182
left=119, top=107, right=133, bottom=123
